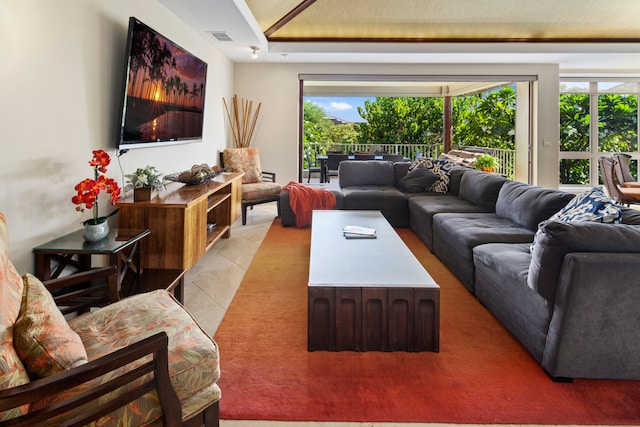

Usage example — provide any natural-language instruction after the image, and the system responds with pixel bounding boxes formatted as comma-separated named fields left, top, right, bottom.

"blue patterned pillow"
left=408, top=158, right=455, bottom=193
left=530, top=187, right=622, bottom=252
left=548, top=187, right=622, bottom=223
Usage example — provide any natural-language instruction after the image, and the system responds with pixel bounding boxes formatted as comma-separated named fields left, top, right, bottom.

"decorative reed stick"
left=223, top=95, right=262, bottom=148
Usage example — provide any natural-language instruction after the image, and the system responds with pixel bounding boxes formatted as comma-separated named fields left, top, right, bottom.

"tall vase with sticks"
left=223, top=95, right=262, bottom=148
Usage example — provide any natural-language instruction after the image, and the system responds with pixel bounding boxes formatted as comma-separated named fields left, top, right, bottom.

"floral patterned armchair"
left=0, top=212, right=220, bottom=426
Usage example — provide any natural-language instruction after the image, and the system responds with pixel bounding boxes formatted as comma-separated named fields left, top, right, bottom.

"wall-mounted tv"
left=117, top=17, right=208, bottom=150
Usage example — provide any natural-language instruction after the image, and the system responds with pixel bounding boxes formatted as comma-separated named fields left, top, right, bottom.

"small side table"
left=123, top=268, right=186, bottom=303
left=33, top=228, right=150, bottom=298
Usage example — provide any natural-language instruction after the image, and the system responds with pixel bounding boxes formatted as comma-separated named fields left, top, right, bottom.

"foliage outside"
left=304, top=87, right=517, bottom=161
left=560, top=92, right=638, bottom=184
left=304, top=85, right=638, bottom=185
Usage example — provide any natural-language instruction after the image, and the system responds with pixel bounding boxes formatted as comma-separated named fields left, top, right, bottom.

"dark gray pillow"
left=528, top=221, right=640, bottom=301
left=398, top=167, right=439, bottom=193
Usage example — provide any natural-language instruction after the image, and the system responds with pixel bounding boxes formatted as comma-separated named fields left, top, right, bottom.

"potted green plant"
left=124, top=166, right=165, bottom=201
left=475, top=154, right=499, bottom=173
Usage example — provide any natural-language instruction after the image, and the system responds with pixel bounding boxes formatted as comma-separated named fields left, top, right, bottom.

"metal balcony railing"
left=305, top=143, right=515, bottom=178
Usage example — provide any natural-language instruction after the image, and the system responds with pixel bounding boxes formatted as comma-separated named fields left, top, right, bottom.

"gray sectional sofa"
left=280, top=160, right=640, bottom=380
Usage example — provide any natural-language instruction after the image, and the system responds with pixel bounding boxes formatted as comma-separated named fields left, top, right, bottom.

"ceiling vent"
left=208, top=31, right=233, bottom=42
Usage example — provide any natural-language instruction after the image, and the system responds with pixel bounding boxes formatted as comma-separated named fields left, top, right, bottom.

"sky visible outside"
left=305, top=96, right=375, bottom=123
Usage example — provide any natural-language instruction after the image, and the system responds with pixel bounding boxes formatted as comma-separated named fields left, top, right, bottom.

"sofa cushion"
left=398, top=166, right=439, bottom=193
left=13, top=274, right=88, bottom=379
left=528, top=221, right=640, bottom=301
left=408, top=194, right=486, bottom=250
left=339, top=160, right=395, bottom=187
left=408, top=158, right=455, bottom=193
left=495, top=181, right=575, bottom=231
left=342, top=186, right=409, bottom=227
left=432, top=213, right=536, bottom=292
left=447, top=166, right=468, bottom=195
left=620, top=206, right=640, bottom=224
left=394, top=161, right=412, bottom=185
left=473, top=243, right=553, bottom=363
left=458, top=169, right=509, bottom=212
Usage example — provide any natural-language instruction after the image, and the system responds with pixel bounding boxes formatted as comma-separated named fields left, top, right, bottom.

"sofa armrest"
left=0, top=332, right=181, bottom=426
left=42, top=265, right=119, bottom=315
left=542, top=252, right=640, bottom=380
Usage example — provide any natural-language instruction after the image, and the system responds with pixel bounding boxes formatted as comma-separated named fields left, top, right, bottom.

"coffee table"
left=308, top=210, right=440, bottom=352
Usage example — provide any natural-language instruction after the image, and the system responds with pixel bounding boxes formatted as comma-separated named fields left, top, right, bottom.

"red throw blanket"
left=282, top=181, right=336, bottom=227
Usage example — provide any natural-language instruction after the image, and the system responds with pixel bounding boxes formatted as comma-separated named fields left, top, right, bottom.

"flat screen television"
left=116, top=17, right=208, bottom=150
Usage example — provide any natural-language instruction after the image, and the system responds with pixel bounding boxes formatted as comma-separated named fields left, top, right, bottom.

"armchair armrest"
left=262, top=171, right=276, bottom=182
left=0, top=332, right=181, bottom=426
left=43, top=265, right=118, bottom=315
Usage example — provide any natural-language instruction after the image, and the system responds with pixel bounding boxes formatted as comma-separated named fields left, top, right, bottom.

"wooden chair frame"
left=0, top=267, right=220, bottom=426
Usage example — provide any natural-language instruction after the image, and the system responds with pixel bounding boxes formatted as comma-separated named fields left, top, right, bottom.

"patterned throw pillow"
left=13, top=274, right=88, bottom=379
left=548, top=187, right=622, bottom=223
left=408, top=158, right=455, bottom=193
left=530, top=187, right=622, bottom=252
left=223, top=147, right=262, bottom=184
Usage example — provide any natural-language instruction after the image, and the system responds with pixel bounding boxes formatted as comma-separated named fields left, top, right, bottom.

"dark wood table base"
left=308, top=286, right=440, bottom=352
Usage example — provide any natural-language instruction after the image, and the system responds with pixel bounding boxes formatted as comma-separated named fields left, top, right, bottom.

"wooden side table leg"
left=172, top=276, right=184, bottom=304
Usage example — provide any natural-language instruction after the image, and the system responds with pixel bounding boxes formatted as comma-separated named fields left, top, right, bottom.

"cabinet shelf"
left=207, top=193, right=231, bottom=211
left=116, top=172, right=243, bottom=270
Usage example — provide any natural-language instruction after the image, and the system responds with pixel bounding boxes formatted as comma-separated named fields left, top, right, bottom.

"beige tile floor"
left=182, top=200, right=584, bottom=427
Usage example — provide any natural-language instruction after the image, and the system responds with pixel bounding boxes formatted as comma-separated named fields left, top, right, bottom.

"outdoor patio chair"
left=306, top=150, right=323, bottom=183
left=354, top=152, right=375, bottom=160
left=326, top=153, right=349, bottom=183
left=382, top=153, right=405, bottom=162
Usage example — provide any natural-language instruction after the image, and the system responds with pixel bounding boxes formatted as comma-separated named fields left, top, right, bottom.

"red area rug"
left=214, top=219, right=640, bottom=424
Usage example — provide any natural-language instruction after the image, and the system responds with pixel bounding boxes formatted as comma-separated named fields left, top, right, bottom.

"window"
left=559, top=80, right=639, bottom=186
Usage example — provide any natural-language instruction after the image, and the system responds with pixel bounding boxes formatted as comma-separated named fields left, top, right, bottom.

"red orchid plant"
left=72, top=150, right=122, bottom=225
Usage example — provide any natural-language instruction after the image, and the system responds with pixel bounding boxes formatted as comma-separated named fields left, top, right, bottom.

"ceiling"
left=158, top=0, right=640, bottom=70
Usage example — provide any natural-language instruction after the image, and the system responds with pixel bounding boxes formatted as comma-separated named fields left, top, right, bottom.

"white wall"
left=1, top=0, right=233, bottom=273
left=234, top=62, right=560, bottom=189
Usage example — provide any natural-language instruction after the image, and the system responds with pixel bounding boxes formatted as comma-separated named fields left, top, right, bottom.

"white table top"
left=309, top=210, right=438, bottom=289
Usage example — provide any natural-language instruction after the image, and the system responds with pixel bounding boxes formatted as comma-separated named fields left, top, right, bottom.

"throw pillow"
left=223, top=147, right=262, bottom=184
left=13, top=274, right=88, bottom=379
left=548, top=187, right=622, bottom=223
left=408, top=158, right=455, bottom=193
left=398, top=166, right=439, bottom=193
left=530, top=187, right=622, bottom=252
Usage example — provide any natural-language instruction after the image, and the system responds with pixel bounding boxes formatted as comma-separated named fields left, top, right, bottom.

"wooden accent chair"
left=222, top=147, right=281, bottom=225
left=0, top=212, right=220, bottom=426
left=612, top=153, right=640, bottom=187
left=599, top=156, right=639, bottom=207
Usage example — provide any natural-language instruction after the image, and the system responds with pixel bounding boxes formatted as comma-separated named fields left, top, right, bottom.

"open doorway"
left=298, top=75, right=535, bottom=184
